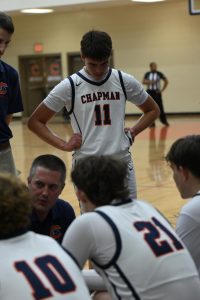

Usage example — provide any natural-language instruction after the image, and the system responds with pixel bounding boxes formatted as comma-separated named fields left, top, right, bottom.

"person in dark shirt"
left=28, top=154, right=76, bottom=244
left=143, top=62, right=169, bottom=127
left=0, top=12, right=23, bottom=175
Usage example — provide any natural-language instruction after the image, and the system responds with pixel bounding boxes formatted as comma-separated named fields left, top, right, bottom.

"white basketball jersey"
left=0, top=232, right=90, bottom=300
left=176, top=192, right=200, bottom=274
left=63, top=199, right=200, bottom=300
left=93, top=200, right=200, bottom=300
left=44, top=68, right=148, bottom=160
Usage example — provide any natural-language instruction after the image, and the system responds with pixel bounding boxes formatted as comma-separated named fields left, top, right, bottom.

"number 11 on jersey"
left=94, top=104, right=111, bottom=126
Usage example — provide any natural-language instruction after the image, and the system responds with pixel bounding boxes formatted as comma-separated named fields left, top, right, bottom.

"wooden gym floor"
left=10, top=115, right=200, bottom=228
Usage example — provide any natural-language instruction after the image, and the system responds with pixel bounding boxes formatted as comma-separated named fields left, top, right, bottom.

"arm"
left=7, top=69, right=23, bottom=118
left=161, top=78, right=168, bottom=92
left=62, top=216, right=96, bottom=268
left=142, top=78, right=157, bottom=86
left=176, top=212, right=200, bottom=269
left=128, top=95, right=160, bottom=140
left=5, top=114, right=13, bottom=125
left=82, top=269, right=106, bottom=291
left=62, top=213, right=116, bottom=268
left=6, top=73, right=23, bottom=126
left=27, top=103, right=82, bottom=152
left=142, top=72, right=157, bottom=86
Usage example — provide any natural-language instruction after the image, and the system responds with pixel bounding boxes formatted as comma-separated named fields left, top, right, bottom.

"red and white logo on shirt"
left=0, top=82, right=8, bottom=95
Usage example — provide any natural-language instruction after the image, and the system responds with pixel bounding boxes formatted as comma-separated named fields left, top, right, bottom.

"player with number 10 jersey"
left=0, top=232, right=91, bottom=300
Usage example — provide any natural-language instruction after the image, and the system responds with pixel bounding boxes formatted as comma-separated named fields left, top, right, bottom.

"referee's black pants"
left=147, top=89, right=169, bottom=125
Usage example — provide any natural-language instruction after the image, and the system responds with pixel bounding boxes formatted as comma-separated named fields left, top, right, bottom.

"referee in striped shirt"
left=143, top=62, right=169, bottom=127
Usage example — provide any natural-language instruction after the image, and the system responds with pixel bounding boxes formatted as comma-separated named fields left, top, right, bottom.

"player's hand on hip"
left=64, top=133, right=82, bottom=152
left=124, top=127, right=135, bottom=144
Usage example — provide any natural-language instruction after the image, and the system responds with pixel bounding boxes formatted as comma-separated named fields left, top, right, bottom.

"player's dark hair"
left=150, top=62, right=156, bottom=67
left=0, top=12, right=14, bottom=34
left=29, top=154, right=66, bottom=187
left=149, top=62, right=157, bottom=70
left=71, top=155, right=129, bottom=206
left=0, top=174, right=31, bottom=238
left=165, top=135, right=200, bottom=178
left=81, top=30, right=112, bottom=60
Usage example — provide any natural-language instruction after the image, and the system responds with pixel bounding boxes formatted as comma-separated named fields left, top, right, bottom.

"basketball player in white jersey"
left=165, top=135, right=200, bottom=274
left=62, top=155, right=200, bottom=300
left=0, top=174, right=91, bottom=300
left=27, top=30, right=160, bottom=199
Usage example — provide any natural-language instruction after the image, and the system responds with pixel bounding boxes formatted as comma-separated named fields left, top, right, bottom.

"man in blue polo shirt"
left=28, top=154, right=76, bottom=244
left=0, top=12, right=23, bottom=175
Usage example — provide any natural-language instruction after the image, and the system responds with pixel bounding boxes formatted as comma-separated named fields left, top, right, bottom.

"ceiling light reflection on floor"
left=131, top=0, right=165, bottom=3
left=21, top=8, right=54, bottom=14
